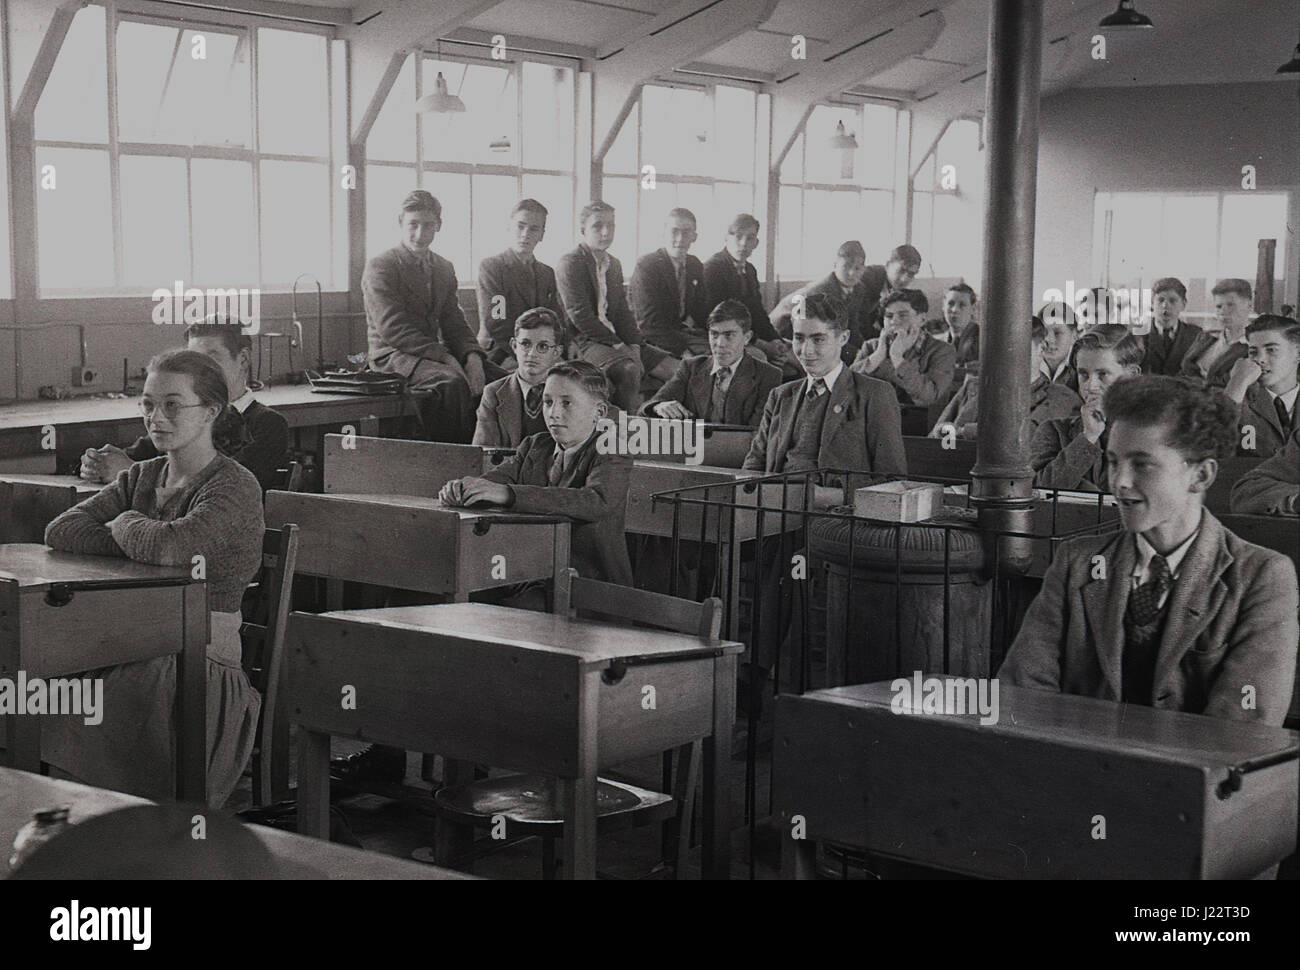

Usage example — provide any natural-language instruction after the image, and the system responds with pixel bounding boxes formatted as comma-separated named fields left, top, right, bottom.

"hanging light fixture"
left=489, top=134, right=512, bottom=152
left=1098, top=0, right=1153, bottom=29
left=829, top=120, right=858, bottom=179
left=1278, top=39, right=1300, bottom=74
left=416, top=72, right=466, bottom=113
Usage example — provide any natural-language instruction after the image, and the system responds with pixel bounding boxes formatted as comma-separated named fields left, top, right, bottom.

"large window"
left=32, top=6, right=341, bottom=295
left=910, top=118, right=983, bottom=284
left=365, top=52, right=578, bottom=282
left=1092, top=190, right=1292, bottom=311
left=601, top=82, right=761, bottom=269
left=776, top=102, right=900, bottom=282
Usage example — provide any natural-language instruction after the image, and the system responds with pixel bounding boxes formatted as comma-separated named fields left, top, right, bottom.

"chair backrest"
left=283, top=460, right=306, bottom=493
left=563, top=570, right=722, bottom=642
left=240, top=524, right=300, bottom=805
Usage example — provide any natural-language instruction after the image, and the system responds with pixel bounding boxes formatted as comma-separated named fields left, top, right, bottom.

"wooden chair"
left=240, top=524, right=300, bottom=807
left=432, top=572, right=723, bottom=879
left=279, top=460, right=306, bottom=493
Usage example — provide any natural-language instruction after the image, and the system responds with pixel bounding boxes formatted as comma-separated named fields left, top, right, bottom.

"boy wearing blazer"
left=629, top=208, right=712, bottom=358
left=1223, top=315, right=1300, bottom=459
left=702, top=213, right=795, bottom=375
left=1231, top=426, right=1300, bottom=516
left=1002, top=376, right=1298, bottom=726
left=475, top=199, right=563, bottom=370
left=472, top=307, right=566, bottom=448
left=1179, top=278, right=1253, bottom=391
left=1141, top=277, right=1200, bottom=377
left=641, top=299, right=782, bottom=427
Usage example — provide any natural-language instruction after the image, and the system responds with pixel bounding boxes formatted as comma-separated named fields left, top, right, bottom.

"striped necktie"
left=1128, top=555, right=1172, bottom=625
left=548, top=445, right=566, bottom=486
left=1275, top=396, right=1292, bottom=433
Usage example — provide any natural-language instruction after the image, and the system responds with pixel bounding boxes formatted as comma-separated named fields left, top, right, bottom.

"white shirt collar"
left=1132, top=521, right=1200, bottom=584
left=1040, top=358, right=1070, bottom=382
left=515, top=372, right=542, bottom=395
left=230, top=388, right=255, bottom=413
left=710, top=357, right=739, bottom=379
left=1266, top=383, right=1299, bottom=412
left=805, top=361, right=843, bottom=396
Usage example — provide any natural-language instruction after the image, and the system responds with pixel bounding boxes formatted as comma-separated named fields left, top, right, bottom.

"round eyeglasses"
left=139, top=400, right=206, bottom=420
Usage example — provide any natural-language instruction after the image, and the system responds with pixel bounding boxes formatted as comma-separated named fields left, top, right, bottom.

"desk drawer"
left=598, top=656, right=716, bottom=765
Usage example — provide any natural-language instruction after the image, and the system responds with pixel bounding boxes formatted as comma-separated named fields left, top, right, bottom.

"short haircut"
left=1152, top=277, right=1187, bottom=301
left=1039, top=300, right=1079, bottom=329
left=399, top=189, right=441, bottom=220
left=184, top=318, right=252, bottom=358
left=1103, top=376, right=1239, bottom=463
left=1211, top=278, right=1252, bottom=300
left=666, top=207, right=697, bottom=227
left=545, top=359, right=610, bottom=403
left=514, top=306, right=563, bottom=344
left=889, top=244, right=922, bottom=269
left=511, top=198, right=548, bottom=220
left=1073, top=324, right=1144, bottom=369
left=835, top=240, right=866, bottom=262
left=1245, top=313, right=1300, bottom=339
left=799, top=292, right=843, bottom=330
left=1030, top=315, right=1046, bottom=344
left=706, top=298, right=752, bottom=332
left=882, top=288, right=928, bottom=315
left=727, top=213, right=760, bottom=235
left=147, top=349, right=229, bottom=411
left=579, top=200, right=615, bottom=227
left=946, top=282, right=977, bottom=303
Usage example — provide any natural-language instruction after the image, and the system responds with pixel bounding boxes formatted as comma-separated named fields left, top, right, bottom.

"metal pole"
left=971, top=0, right=1043, bottom=569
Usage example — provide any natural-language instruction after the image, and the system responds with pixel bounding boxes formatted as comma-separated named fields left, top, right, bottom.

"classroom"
left=1, top=0, right=1298, bottom=892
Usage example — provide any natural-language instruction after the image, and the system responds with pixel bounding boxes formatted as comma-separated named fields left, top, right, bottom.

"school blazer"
left=1141, top=319, right=1200, bottom=377
left=1031, top=416, right=1107, bottom=492
left=771, top=274, right=873, bottom=360
left=1230, top=427, right=1300, bottom=515
left=475, top=250, right=562, bottom=362
left=640, top=352, right=783, bottom=426
left=851, top=332, right=958, bottom=407
left=472, top=374, right=531, bottom=448
left=555, top=244, right=641, bottom=348
left=999, top=510, right=1299, bottom=725
left=701, top=250, right=779, bottom=343
left=1178, top=331, right=1249, bottom=390
left=931, top=374, right=1079, bottom=442
left=628, top=249, right=710, bottom=350
left=363, top=245, right=480, bottom=368
left=1237, top=382, right=1294, bottom=459
left=484, top=431, right=634, bottom=587
left=742, top=367, right=907, bottom=480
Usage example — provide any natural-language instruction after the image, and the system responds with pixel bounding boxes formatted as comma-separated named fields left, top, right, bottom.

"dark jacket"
left=1030, top=416, right=1107, bottom=492
left=1230, top=427, right=1300, bottom=515
left=125, top=399, right=288, bottom=494
left=999, top=510, right=1298, bottom=725
left=743, top=367, right=907, bottom=480
left=952, top=321, right=980, bottom=368
left=852, top=332, right=958, bottom=407
left=702, top=249, right=779, bottom=343
left=555, top=244, right=641, bottom=348
left=484, top=430, right=634, bottom=586
left=640, top=352, right=783, bottom=426
left=1238, top=381, right=1294, bottom=459
left=363, top=245, right=482, bottom=369
left=472, top=374, right=539, bottom=448
left=628, top=249, right=710, bottom=354
left=475, top=249, right=562, bottom=364
left=1141, top=319, right=1200, bottom=377
left=1179, top=331, right=1249, bottom=390
left=770, top=273, right=874, bottom=361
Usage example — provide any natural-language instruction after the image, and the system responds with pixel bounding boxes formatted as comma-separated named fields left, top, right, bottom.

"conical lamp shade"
left=1099, top=0, right=1153, bottom=29
left=416, top=72, right=466, bottom=113
left=1277, top=42, right=1300, bottom=74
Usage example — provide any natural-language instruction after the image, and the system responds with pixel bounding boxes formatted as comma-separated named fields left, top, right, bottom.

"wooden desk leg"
left=701, top=652, right=736, bottom=879
left=176, top=583, right=207, bottom=802
left=723, top=534, right=744, bottom=641
left=296, top=728, right=331, bottom=838
left=782, top=832, right=817, bottom=880
left=1, top=581, right=40, bottom=772
left=560, top=668, right=600, bottom=880
left=270, top=660, right=291, bottom=803
left=551, top=523, right=571, bottom=615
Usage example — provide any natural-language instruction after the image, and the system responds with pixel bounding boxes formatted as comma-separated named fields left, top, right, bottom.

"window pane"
left=804, top=188, right=861, bottom=276
left=637, top=181, right=678, bottom=258
left=191, top=159, right=256, bottom=284
left=910, top=191, right=933, bottom=275
left=422, top=171, right=470, bottom=280
left=641, top=85, right=710, bottom=176
left=116, top=21, right=250, bottom=147
left=471, top=173, right=520, bottom=272
left=780, top=133, right=803, bottom=183
left=365, top=164, right=416, bottom=259
left=120, top=155, right=189, bottom=288
left=932, top=193, right=980, bottom=282
left=260, top=160, right=331, bottom=286
left=367, top=56, right=416, bottom=163
left=1219, top=192, right=1288, bottom=283
left=1161, top=195, right=1217, bottom=286
left=36, top=5, right=108, bottom=143
left=37, top=148, right=114, bottom=292
left=520, top=174, right=574, bottom=267
left=600, top=176, right=638, bottom=268
left=1103, top=193, right=1162, bottom=285
left=421, top=59, right=518, bottom=166
left=806, top=105, right=859, bottom=185
left=522, top=61, right=574, bottom=171
left=860, top=103, right=897, bottom=189
left=712, top=85, right=755, bottom=181
left=860, top=190, right=894, bottom=266
left=775, top=185, right=802, bottom=280
left=259, top=29, right=328, bottom=157
left=604, top=103, right=638, bottom=176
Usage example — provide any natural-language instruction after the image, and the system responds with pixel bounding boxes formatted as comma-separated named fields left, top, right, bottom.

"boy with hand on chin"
left=1031, top=325, right=1142, bottom=491
left=441, top=359, right=634, bottom=587
left=1002, top=376, right=1297, bottom=725
left=1222, top=315, right=1300, bottom=459
left=851, top=289, right=956, bottom=408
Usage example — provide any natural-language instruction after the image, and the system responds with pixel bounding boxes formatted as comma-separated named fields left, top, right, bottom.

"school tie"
left=806, top=378, right=828, bottom=401
left=709, top=367, right=730, bottom=422
left=1128, top=555, right=1172, bottom=625
left=547, top=445, right=566, bottom=486
left=1274, top=396, right=1292, bottom=433
left=675, top=259, right=687, bottom=319
left=524, top=384, right=542, bottom=419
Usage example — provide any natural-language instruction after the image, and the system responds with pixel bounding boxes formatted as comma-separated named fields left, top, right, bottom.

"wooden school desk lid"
left=0, top=544, right=196, bottom=589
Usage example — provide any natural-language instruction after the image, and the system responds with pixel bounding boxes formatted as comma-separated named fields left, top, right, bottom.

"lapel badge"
left=833, top=404, right=843, bottom=414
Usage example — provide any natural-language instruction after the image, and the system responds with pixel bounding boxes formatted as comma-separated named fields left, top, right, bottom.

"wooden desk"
left=0, top=545, right=208, bottom=801
left=775, top=680, right=1299, bottom=879
left=615, top=421, right=754, bottom=469
left=263, top=490, right=571, bottom=606
left=0, top=386, right=427, bottom=471
left=902, top=435, right=977, bottom=481
left=323, top=435, right=486, bottom=495
left=289, top=603, right=743, bottom=879
left=0, top=475, right=101, bottom=543
left=0, top=767, right=471, bottom=879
